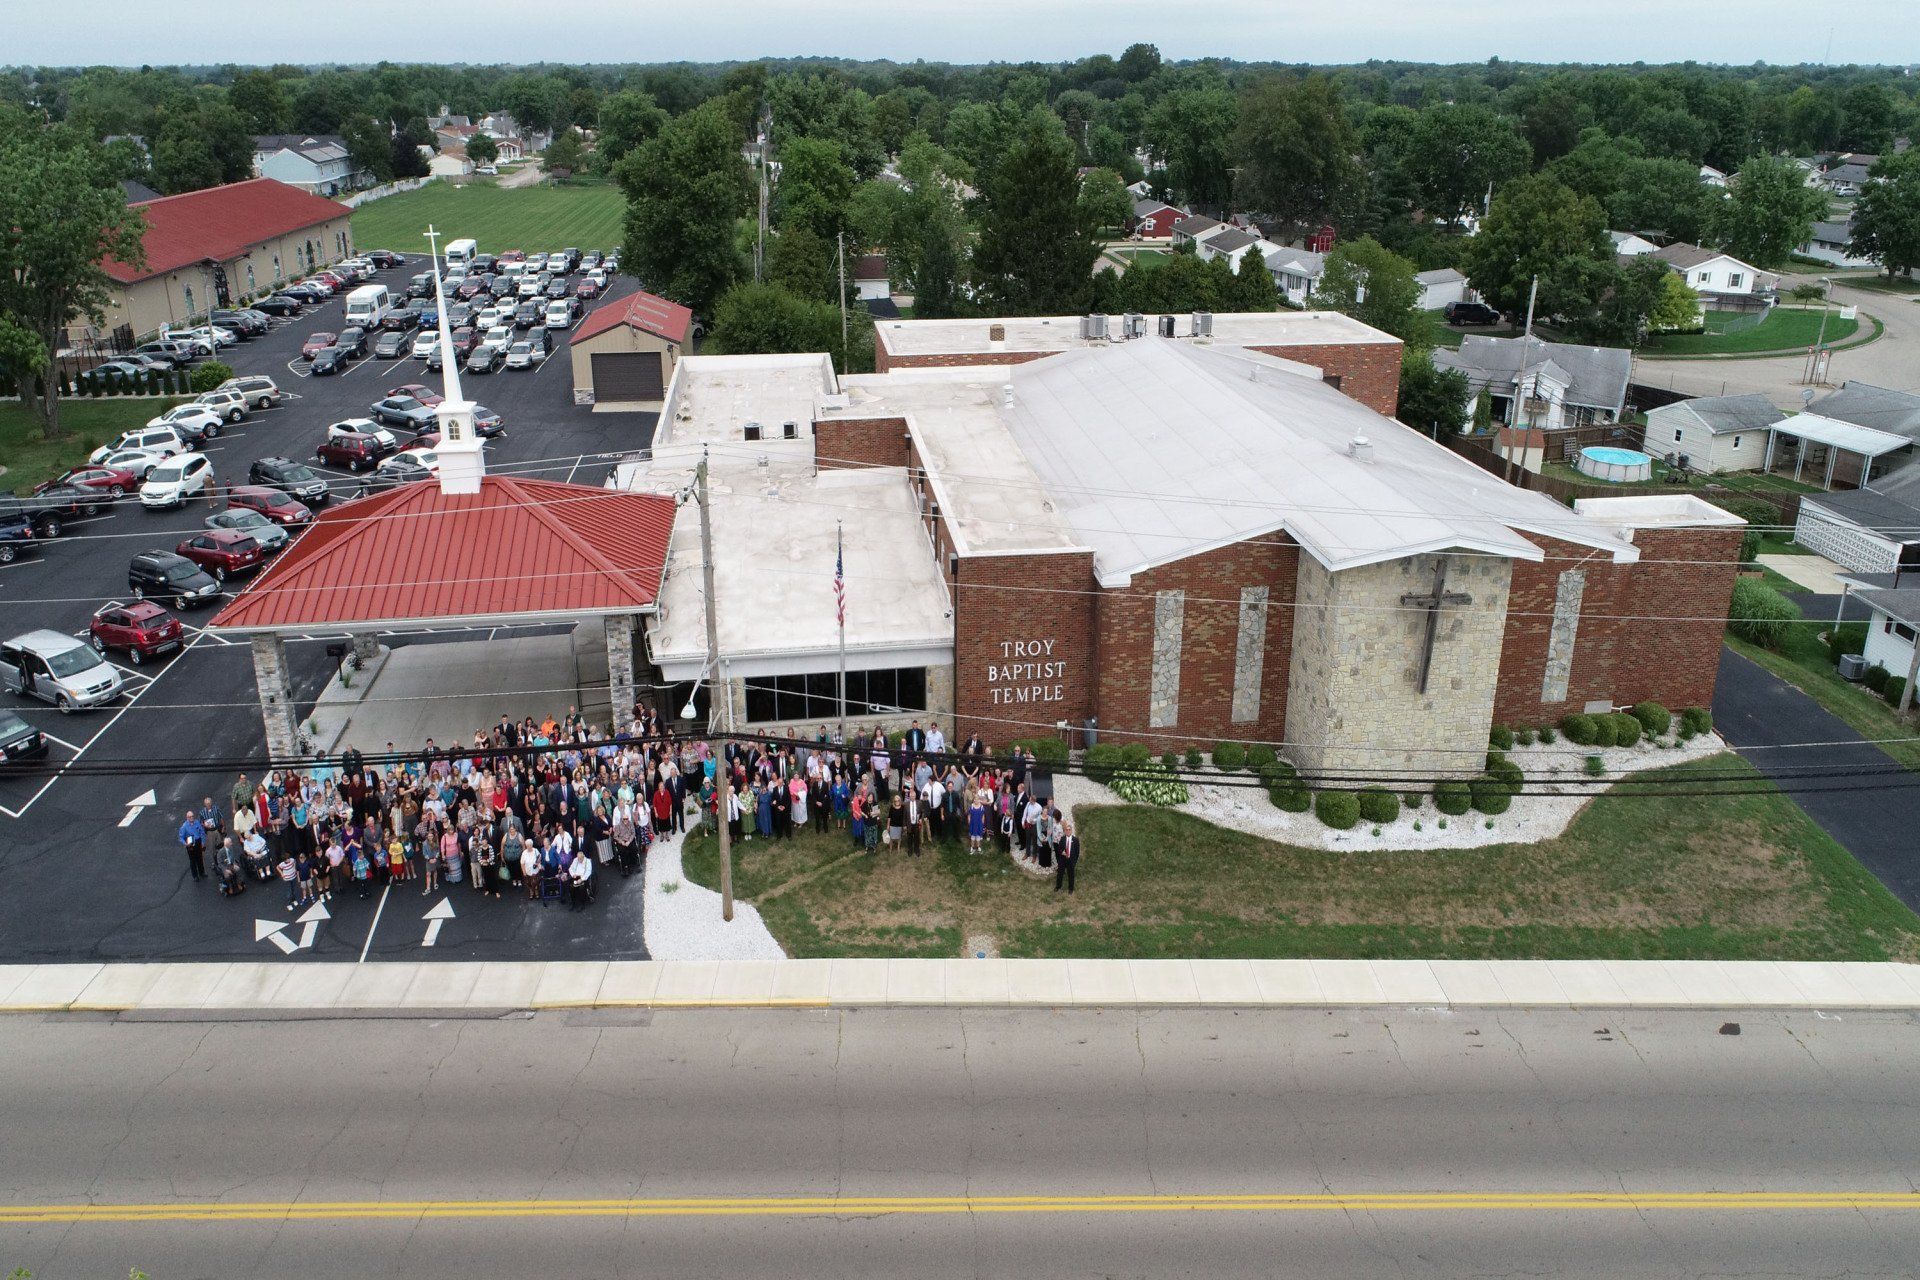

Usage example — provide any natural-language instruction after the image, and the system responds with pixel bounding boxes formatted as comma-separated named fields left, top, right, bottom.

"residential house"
left=1432, top=334, right=1632, bottom=431
left=428, top=145, right=473, bottom=179
left=1125, top=179, right=1153, bottom=201
left=1609, top=230, right=1662, bottom=258
left=1833, top=573, right=1920, bottom=682
left=1169, top=214, right=1224, bottom=248
left=1698, top=163, right=1728, bottom=187
left=427, top=106, right=471, bottom=130
left=1643, top=393, right=1786, bottom=473
left=1415, top=267, right=1469, bottom=311
left=1194, top=227, right=1280, bottom=273
left=1815, top=155, right=1877, bottom=196
left=1773, top=388, right=1920, bottom=558
left=1650, top=242, right=1777, bottom=313
left=1794, top=463, right=1920, bottom=573
left=120, top=178, right=161, bottom=204
left=251, top=135, right=370, bottom=197
left=852, top=254, right=891, bottom=303
left=1264, top=246, right=1329, bottom=307
left=1129, top=198, right=1185, bottom=239
left=479, top=111, right=549, bottom=155
left=1798, top=218, right=1878, bottom=269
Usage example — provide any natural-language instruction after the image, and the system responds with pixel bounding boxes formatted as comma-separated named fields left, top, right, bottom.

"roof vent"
left=1347, top=434, right=1374, bottom=463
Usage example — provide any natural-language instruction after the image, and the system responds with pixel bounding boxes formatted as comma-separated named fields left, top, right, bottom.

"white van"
left=344, top=284, right=392, bottom=329
left=444, top=238, right=478, bottom=268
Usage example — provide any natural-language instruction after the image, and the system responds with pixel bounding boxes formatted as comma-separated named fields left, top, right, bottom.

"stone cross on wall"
left=1401, top=556, right=1473, bottom=695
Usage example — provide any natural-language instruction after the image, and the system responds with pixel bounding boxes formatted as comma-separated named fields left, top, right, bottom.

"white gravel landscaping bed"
left=1052, top=733, right=1729, bottom=852
left=641, top=825, right=787, bottom=961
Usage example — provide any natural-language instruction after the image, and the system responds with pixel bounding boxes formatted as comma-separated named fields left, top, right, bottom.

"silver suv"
left=217, top=375, right=284, bottom=411
left=0, top=630, right=125, bottom=712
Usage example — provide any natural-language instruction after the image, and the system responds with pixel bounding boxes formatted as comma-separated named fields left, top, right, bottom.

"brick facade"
left=952, top=550, right=1096, bottom=742
left=1247, top=340, right=1403, bottom=417
left=811, top=416, right=911, bottom=470
left=873, top=345, right=1053, bottom=374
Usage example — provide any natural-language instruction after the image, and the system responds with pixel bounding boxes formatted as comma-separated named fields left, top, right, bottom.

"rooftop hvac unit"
left=1838, top=653, right=1868, bottom=681
left=1191, top=311, right=1213, bottom=337
left=1157, top=314, right=1176, bottom=338
left=1081, top=313, right=1109, bottom=340
left=1122, top=311, right=1145, bottom=339
left=743, top=421, right=763, bottom=441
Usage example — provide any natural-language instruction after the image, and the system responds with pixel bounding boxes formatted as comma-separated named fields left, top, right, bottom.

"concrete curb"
left=1, top=959, right=1917, bottom=1014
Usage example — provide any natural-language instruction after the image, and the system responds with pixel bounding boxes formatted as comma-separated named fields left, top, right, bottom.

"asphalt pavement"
left=0, top=256, right=658, bottom=963
left=1, top=1005, right=1916, bottom=1278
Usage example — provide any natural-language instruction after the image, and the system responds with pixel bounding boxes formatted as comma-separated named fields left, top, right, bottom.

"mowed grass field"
left=349, top=183, right=625, bottom=258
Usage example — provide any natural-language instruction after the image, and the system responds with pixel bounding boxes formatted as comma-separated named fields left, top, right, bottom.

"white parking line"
left=39, top=733, right=81, bottom=752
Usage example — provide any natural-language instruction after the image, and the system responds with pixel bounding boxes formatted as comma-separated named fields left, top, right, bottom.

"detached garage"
left=569, top=290, right=693, bottom=411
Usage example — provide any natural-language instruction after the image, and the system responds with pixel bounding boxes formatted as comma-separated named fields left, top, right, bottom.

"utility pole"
left=836, top=230, right=849, bottom=359
left=695, top=446, right=732, bottom=922
left=1505, top=274, right=1540, bottom=486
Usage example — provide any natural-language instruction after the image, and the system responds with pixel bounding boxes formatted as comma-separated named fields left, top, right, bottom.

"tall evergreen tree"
left=972, top=113, right=1099, bottom=315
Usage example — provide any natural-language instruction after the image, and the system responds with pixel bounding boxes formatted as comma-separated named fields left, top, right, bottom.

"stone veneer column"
left=250, top=633, right=301, bottom=763
left=924, top=663, right=956, bottom=734
left=1231, top=586, right=1270, bottom=723
left=1149, top=590, right=1185, bottom=728
left=607, top=614, right=638, bottom=736
left=1283, top=553, right=1512, bottom=780
left=350, top=633, right=379, bottom=664
left=1541, top=569, right=1587, bottom=704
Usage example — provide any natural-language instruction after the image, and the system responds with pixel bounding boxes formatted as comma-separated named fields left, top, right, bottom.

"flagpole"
left=836, top=520, right=848, bottom=747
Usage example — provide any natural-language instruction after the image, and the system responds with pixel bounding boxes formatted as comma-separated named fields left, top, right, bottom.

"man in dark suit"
left=1055, top=820, right=1080, bottom=894
left=903, top=720, right=926, bottom=762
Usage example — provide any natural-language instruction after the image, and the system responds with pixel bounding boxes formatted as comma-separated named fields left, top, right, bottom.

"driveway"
left=1634, top=275, right=1920, bottom=405
left=497, top=158, right=545, bottom=189
left=1712, top=646, right=1920, bottom=911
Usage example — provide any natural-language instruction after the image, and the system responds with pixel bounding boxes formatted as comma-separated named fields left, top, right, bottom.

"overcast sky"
left=12, top=0, right=1919, bottom=68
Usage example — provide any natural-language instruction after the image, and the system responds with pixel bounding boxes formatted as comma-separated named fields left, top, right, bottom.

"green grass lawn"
left=1640, top=306, right=1860, bottom=356
left=1755, top=530, right=1811, bottom=555
left=681, top=755, right=1920, bottom=962
left=350, top=183, right=626, bottom=258
left=0, top=396, right=186, bottom=495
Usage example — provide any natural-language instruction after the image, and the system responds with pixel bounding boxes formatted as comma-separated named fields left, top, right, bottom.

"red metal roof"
left=107, top=178, right=350, bottom=284
left=210, top=476, right=677, bottom=632
left=571, top=289, right=693, bottom=346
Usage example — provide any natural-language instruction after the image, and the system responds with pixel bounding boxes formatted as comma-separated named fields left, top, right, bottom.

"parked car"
left=92, top=426, right=187, bottom=465
left=178, top=325, right=238, bottom=350
left=93, top=447, right=170, bottom=481
left=365, top=249, right=405, bottom=269
left=89, top=601, right=184, bottom=665
left=328, top=417, right=399, bottom=449
left=309, top=345, right=352, bottom=375
left=226, top=485, right=312, bottom=527
left=217, top=375, right=283, bottom=410
left=211, top=308, right=269, bottom=336
left=465, top=343, right=505, bottom=374
left=75, top=360, right=152, bottom=390
left=193, top=388, right=251, bottom=423
left=1444, top=300, right=1502, bottom=326
left=472, top=405, right=504, bottom=437
left=513, top=300, right=542, bottom=328
left=131, top=339, right=198, bottom=368
left=0, top=707, right=48, bottom=764
left=367, top=454, right=433, bottom=491
left=138, top=453, right=216, bottom=510
left=381, top=307, right=422, bottom=332
left=147, top=404, right=225, bottom=442
left=314, top=431, right=386, bottom=472
left=504, top=339, right=545, bottom=370
left=127, top=551, right=222, bottom=610
left=386, top=382, right=442, bottom=407
left=369, top=395, right=438, bottom=429
left=334, top=327, right=370, bottom=358
left=0, top=513, right=35, bottom=565
left=12, top=484, right=95, bottom=524
left=249, top=456, right=330, bottom=506
left=411, top=332, right=441, bottom=360
left=206, top=507, right=290, bottom=551
left=575, top=278, right=601, bottom=300
left=302, top=332, right=338, bottom=359
left=372, top=330, right=412, bottom=359
left=253, top=293, right=304, bottom=315
left=406, top=273, right=434, bottom=299
left=545, top=299, right=576, bottom=329
left=379, top=447, right=443, bottom=478
left=175, top=529, right=266, bottom=581
left=456, top=279, right=486, bottom=301
left=0, top=629, right=124, bottom=710
left=33, top=464, right=140, bottom=501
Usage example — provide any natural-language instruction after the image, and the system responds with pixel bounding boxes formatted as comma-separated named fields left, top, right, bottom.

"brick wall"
left=811, top=416, right=910, bottom=470
left=1247, top=340, right=1403, bottom=416
left=874, top=344, right=1054, bottom=374
left=952, top=550, right=1096, bottom=744
left=1090, top=537, right=1301, bottom=751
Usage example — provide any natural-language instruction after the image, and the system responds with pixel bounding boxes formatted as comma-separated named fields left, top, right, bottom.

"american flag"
left=834, top=535, right=846, bottom=626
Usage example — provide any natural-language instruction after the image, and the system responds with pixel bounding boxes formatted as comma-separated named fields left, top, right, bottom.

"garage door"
left=591, top=352, right=664, bottom=402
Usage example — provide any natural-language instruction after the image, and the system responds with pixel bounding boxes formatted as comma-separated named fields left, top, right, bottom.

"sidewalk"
left=3, top=957, right=1916, bottom=1014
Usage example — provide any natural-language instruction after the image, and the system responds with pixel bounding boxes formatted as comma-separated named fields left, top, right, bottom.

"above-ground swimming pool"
left=1576, top=445, right=1653, bottom=483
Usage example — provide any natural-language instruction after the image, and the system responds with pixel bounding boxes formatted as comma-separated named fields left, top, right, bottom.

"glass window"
left=1733, top=436, right=1741, bottom=449
left=1729, top=273, right=1743, bottom=289
left=743, top=668, right=927, bottom=723
left=1898, top=622, right=1917, bottom=643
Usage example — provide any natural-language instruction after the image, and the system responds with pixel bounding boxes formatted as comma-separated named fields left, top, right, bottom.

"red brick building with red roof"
left=98, top=177, right=352, bottom=339
left=568, top=288, right=694, bottom=409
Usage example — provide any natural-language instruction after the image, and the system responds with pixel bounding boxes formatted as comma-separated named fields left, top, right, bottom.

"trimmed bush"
left=1270, top=777, right=1312, bottom=812
left=1738, top=529, right=1760, bottom=564
left=1160, top=751, right=1179, bottom=768
left=1119, top=742, right=1151, bottom=767
left=1183, top=748, right=1203, bottom=768
left=1537, top=725, right=1556, bottom=745
left=1433, top=780, right=1472, bottom=815
left=1011, top=737, right=1069, bottom=765
left=1489, top=725, right=1514, bottom=751
left=1865, top=663, right=1891, bottom=694
left=1609, top=712, right=1642, bottom=749
left=189, top=361, right=234, bottom=393
left=1559, top=713, right=1597, bottom=745
left=1356, top=787, right=1399, bottom=825
left=1402, top=790, right=1425, bottom=810
left=1590, top=714, right=1619, bottom=749
left=1257, top=759, right=1296, bottom=790
left=1486, top=750, right=1508, bottom=771
left=1681, top=706, right=1712, bottom=737
left=1469, top=773, right=1514, bottom=815
left=1728, top=578, right=1800, bottom=649
left=1886, top=676, right=1908, bottom=707
left=1315, top=790, right=1360, bottom=830
left=1486, top=757, right=1524, bottom=788
left=1516, top=727, right=1537, bottom=746
left=1084, top=742, right=1122, bottom=785
left=1630, top=702, right=1671, bottom=737
left=1245, top=743, right=1277, bottom=771
left=1584, top=754, right=1605, bottom=777
left=1211, top=741, right=1246, bottom=771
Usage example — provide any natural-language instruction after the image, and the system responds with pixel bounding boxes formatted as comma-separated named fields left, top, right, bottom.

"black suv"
left=513, top=300, right=542, bottom=329
left=248, top=456, right=331, bottom=507
left=128, top=550, right=221, bottom=609
left=334, top=327, right=370, bottom=358
left=211, top=309, right=267, bottom=337
left=253, top=294, right=303, bottom=317
left=1444, top=300, right=1502, bottom=326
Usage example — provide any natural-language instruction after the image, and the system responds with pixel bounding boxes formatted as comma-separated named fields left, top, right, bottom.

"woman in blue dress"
left=756, top=781, right=774, bottom=838
left=832, top=776, right=851, bottom=830
left=967, top=795, right=987, bottom=856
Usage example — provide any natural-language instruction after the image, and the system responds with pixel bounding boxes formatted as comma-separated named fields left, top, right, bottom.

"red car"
left=302, top=332, right=338, bottom=359
left=226, top=485, right=313, bottom=526
left=386, top=382, right=444, bottom=407
left=175, top=529, right=267, bottom=581
left=498, top=250, right=524, bottom=264
left=315, top=432, right=389, bottom=472
left=34, top=464, right=141, bottom=499
left=448, top=327, right=481, bottom=358
left=314, top=271, right=347, bottom=288
left=89, top=601, right=184, bottom=666
left=455, top=279, right=485, bottom=300
left=575, top=279, right=601, bottom=299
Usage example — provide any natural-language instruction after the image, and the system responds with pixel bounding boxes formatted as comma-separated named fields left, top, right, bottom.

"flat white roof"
left=656, top=353, right=836, bottom=451
left=1771, top=411, right=1912, bottom=459
left=874, top=309, right=1396, bottom=358
left=1571, top=494, right=1749, bottom=530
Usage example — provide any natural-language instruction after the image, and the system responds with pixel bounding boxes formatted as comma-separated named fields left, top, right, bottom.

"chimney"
left=988, top=323, right=1006, bottom=350
left=1347, top=434, right=1374, bottom=463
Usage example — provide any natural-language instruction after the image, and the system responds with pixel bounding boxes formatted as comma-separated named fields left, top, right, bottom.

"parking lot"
left=0, top=255, right=658, bottom=963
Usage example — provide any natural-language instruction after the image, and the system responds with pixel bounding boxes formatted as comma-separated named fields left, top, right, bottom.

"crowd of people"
left=174, top=709, right=1086, bottom=909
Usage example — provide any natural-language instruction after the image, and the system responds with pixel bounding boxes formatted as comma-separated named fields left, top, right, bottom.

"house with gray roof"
left=1169, top=214, right=1224, bottom=247
left=1789, top=388, right=1920, bottom=570
left=1644, top=393, right=1787, bottom=473
left=1650, top=242, right=1777, bottom=308
left=1415, top=266, right=1469, bottom=310
left=1264, top=246, right=1329, bottom=305
left=1430, top=334, right=1632, bottom=431
left=250, top=134, right=369, bottom=196
left=1798, top=218, right=1877, bottom=269
left=1811, top=382, right=1920, bottom=441
left=1816, top=160, right=1876, bottom=195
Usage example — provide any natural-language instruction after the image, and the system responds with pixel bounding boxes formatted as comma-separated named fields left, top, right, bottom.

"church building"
left=617, top=310, right=1744, bottom=778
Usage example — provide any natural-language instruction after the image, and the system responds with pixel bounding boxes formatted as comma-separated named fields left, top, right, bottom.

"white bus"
left=444, top=238, right=478, bottom=267
left=344, top=284, right=392, bottom=328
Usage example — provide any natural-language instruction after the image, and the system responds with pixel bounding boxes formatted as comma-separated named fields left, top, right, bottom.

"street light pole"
left=695, top=446, right=732, bottom=922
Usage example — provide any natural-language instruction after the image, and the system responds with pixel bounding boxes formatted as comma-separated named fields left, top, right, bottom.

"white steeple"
left=424, top=224, right=484, bottom=496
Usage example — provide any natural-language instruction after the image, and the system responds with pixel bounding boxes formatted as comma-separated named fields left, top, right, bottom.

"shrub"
left=1402, top=790, right=1425, bottom=810
left=1084, top=742, right=1122, bottom=785
left=1559, top=713, right=1597, bottom=745
left=1469, top=773, right=1514, bottom=815
left=1183, top=747, right=1202, bottom=768
left=1270, top=777, right=1312, bottom=812
left=1584, top=754, right=1605, bottom=777
left=1489, top=725, right=1514, bottom=751
left=1516, top=727, right=1537, bottom=746
left=1356, top=787, right=1399, bottom=824
left=1258, top=760, right=1296, bottom=790
left=1315, top=790, right=1360, bottom=830
left=1681, top=706, right=1712, bottom=737
left=1109, top=760, right=1189, bottom=806
left=1119, top=741, right=1151, bottom=767
left=1433, top=780, right=1472, bottom=815
left=1590, top=714, right=1619, bottom=749
left=1245, top=743, right=1277, bottom=771
left=1160, top=751, right=1179, bottom=768
left=1486, top=757, right=1524, bottom=788
left=1609, top=712, right=1641, bottom=749
left=1864, top=663, right=1891, bottom=694
left=189, top=360, right=234, bottom=393
left=1708, top=495, right=1783, bottom=529
left=1630, top=702, right=1671, bottom=737
left=1486, top=750, right=1508, bottom=771
left=1011, top=737, right=1069, bottom=765
left=1885, top=676, right=1908, bottom=707
left=1537, top=725, right=1556, bottom=744
left=1738, top=529, right=1760, bottom=564
left=1211, top=741, right=1246, bottom=771
left=1727, top=578, right=1800, bottom=649
left=1825, top=623, right=1868, bottom=665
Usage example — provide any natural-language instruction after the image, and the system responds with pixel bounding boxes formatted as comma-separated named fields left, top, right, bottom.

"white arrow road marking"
left=421, top=897, right=455, bottom=947
left=294, top=898, right=330, bottom=949
left=254, top=919, right=298, bottom=955
left=119, top=789, right=158, bottom=828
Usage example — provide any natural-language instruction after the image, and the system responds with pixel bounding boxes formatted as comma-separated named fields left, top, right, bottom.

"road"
left=3, top=1005, right=1918, bottom=1277
left=1634, top=275, right=1920, bottom=405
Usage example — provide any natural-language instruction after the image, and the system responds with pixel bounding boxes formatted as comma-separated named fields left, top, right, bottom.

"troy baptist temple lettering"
left=987, top=638, right=1070, bottom=708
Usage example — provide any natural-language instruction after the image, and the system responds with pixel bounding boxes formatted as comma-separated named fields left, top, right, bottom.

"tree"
left=0, top=125, right=147, bottom=438
left=1398, top=353, right=1470, bottom=438
left=339, top=113, right=395, bottom=184
left=891, top=135, right=970, bottom=319
left=1233, top=75, right=1359, bottom=240
left=1317, top=236, right=1425, bottom=347
left=597, top=90, right=668, bottom=166
left=1076, top=167, right=1133, bottom=235
left=466, top=132, right=498, bottom=167
left=1118, top=43, right=1162, bottom=83
left=228, top=70, right=292, bottom=134
left=497, top=74, right=567, bottom=137
left=616, top=99, right=750, bottom=317
left=1582, top=256, right=1673, bottom=346
left=1715, top=155, right=1827, bottom=269
left=1648, top=269, right=1703, bottom=331
left=1228, top=247, right=1278, bottom=312
left=1144, top=86, right=1236, bottom=212
left=389, top=134, right=428, bottom=180
left=1406, top=104, right=1532, bottom=223
left=775, top=137, right=856, bottom=242
left=544, top=127, right=586, bottom=176
left=972, top=113, right=1099, bottom=315
left=1461, top=174, right=1608, bottom=320
left=708, top=280, right=868, bottom=373
left=1849, top=149, right=1920, bottom=279
left=768, top=225, right=836, bottom=302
